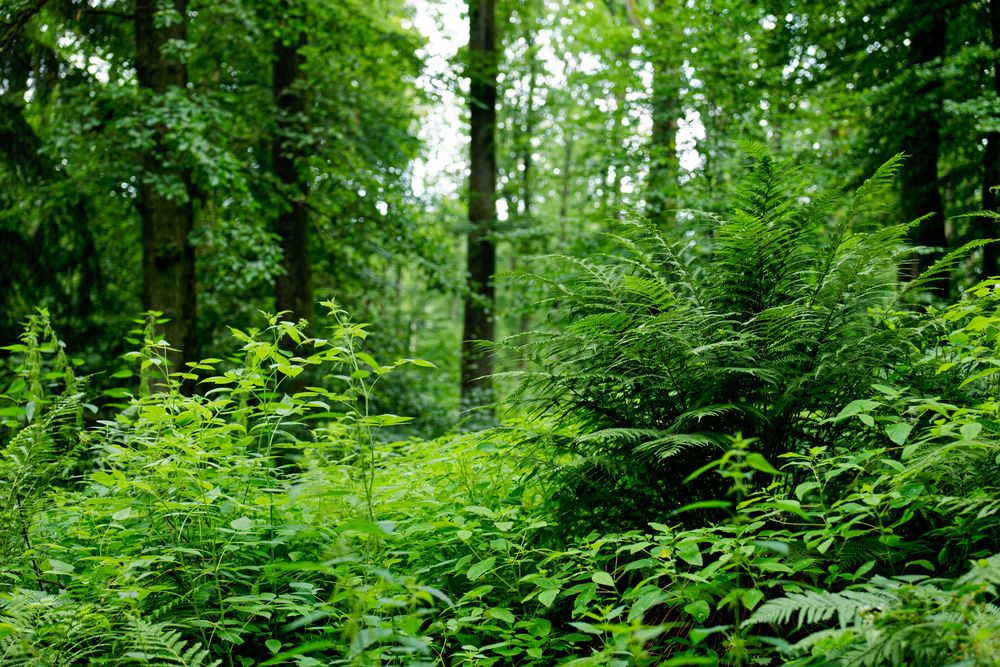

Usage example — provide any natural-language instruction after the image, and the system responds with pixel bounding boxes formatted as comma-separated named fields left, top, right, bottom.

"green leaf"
left=745, top=452, right=781, bottom=474
left=960, top=422, right=982, bottom=441
left=464, top=505, right=495, bottom=518
left=266, top=639, right=281, bottom=653
left=829, top=399, right=881, bottom=423
left=467, top=557, right=496, bottom=581
left=684, top=599, right=711, bottom=623
left=538, top=588, right=559, bottom=607
left=46, top=559, right=75, bottom=574
left=463, top=585, right=494, bottom=599
left=91, top=471, right=117, bottom=486
left=112, top=508, right=131, bottom=521
left=741, top=589, right=764, bottom=610
left=591, top=571, right=615, bottom=587
left=401, top=357, right=436, bottom=368
left=677, top=540, right=703, bottom=566
left=230, top=516, right=254, bottom=532
left=885, top=422, right=912, bottom=445
left=488, top=607, right=515, bottom=624
left=568, top=621, right=600, bottom=634
left=795, top=481, right=819, bottom=500
left=260, top=641, right=340, bottom=666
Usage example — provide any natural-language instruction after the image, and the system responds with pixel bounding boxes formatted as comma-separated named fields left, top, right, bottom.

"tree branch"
left=0, top=0, right=48, bottom=51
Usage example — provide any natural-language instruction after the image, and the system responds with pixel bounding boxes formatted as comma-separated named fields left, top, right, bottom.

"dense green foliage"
left=5, top=0, right=1000, bottom=664
left=504, top=150, right=988, bottom=532
left=3, top=160, right=1000, bottom=665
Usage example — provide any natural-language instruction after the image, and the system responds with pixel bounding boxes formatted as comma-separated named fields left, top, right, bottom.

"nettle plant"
left=507, top=147, right=986, bottom=530
left=0, top=303, right=441, bottom=666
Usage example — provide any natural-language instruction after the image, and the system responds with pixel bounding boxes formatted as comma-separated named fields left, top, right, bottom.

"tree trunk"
left=558, top=130, right=574, bottom=249
left=982, top=0, right=1000, bottom=278
left=461, top=0, right=498, bottom=409
left=899, top=12, right=948, bottom=299
left=134, top=0, right=197, bottom=368
left=645, top=0, right=680, bottom=225
left=272, top=28, right=313, bottom=329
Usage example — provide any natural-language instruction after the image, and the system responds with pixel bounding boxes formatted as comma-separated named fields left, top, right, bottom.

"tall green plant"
left=508, top=148, right=984, bottom=530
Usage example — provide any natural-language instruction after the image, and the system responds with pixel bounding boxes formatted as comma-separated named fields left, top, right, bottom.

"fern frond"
left=121, top=618, right=220, bottom=666
left=746, top=586, right=895, bottom=629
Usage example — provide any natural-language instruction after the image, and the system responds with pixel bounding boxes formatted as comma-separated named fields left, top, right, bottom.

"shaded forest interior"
left=4, top=0, right=1000, bottom=665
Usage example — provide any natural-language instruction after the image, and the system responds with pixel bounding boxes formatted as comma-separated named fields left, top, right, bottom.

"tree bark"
left=134, top=0, right=197, bottom=368
left=272, top=28, right=313, bottom=329
left=644, top=0, right=680, bottom=225
left=461, top=0, right=498, bottom=409
left=982, top=0, right=1000, bottom=278
left=899, top=11, right=948, bottom=299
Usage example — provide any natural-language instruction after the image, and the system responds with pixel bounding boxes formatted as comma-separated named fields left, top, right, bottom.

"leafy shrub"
left=0, top=305, right=441, bottom=666
left=507, top=148, right=983, bottom=531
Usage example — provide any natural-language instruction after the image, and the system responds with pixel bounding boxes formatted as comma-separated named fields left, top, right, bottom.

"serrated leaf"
left=885, top=422, right=912, bottom=445
left=401, top=357, right=436, bottom=368
left=684, top=599, right=711, bottom=623
left=741, top=589, right=764, bottom=610
left=591, top=571, right=615, bottom=587
left=467, top=557, right=495, bottom=581
left=677, top=540, right=703, bottom=566
left=568, top=621, right=600, bottom=634
left=465, top=505, right=495, bottom=518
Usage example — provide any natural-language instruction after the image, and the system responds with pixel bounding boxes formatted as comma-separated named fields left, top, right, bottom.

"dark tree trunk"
left=900, top=12, right=948, bottom=298
left=461, top=0, right=498, bottom=409
left=134, top=0, right=197, bottom=368
left=272, top=28, right=313, bottom=329
left=982, top=0, right=1000, bottom=278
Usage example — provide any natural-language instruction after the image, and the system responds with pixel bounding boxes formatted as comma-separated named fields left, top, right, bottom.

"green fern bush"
left=507, top=148, right=982, bottom=530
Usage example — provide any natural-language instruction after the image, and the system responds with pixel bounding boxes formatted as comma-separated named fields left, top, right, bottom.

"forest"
left=3, top=0, right=1000, bottom=664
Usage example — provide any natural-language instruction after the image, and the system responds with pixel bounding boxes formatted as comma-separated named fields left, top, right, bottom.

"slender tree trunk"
left=520, top=46, right=537, bottom=221
left=135, top=0, right=197, bottom=367
left=899, top=11, right=948, bottom=298
left=644, top=0, right=680, bottom=225
left=983, top=0, right=1000, bottom=277
left=517, top=45, right=537, bottom=343
left=461, top=0, right=498, bottom=409
left=558, top=131, right=574, bottom=249
left=273, top=28, right=313, bottom=329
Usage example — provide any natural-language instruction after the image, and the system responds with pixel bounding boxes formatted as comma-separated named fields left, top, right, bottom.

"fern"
left=749, top=561, right=1000, bottom=666
left=507, top=151, right=933, bottom=528
left=120, top=618, right=221, bottom=667
left=746, top=580, right=901, bottom=629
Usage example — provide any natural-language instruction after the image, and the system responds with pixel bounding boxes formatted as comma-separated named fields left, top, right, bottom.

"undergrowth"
left=2, top=155, right=1000, bottom=666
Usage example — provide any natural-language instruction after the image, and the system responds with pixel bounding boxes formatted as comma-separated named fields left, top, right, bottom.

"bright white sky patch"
left=408, top=0, right=706, bottom=203
left=409, top=0, right=466, bottom=199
